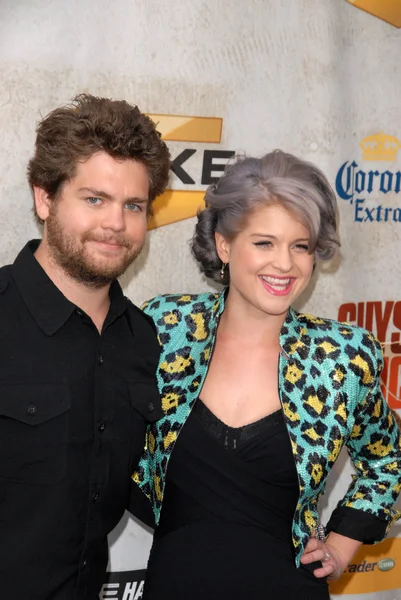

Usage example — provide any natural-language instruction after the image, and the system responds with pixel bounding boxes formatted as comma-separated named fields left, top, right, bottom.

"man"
left=0, top=94, right=170, bottom=599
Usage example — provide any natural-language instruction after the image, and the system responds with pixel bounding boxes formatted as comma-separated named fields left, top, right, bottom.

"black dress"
left=143, top=399, right=329, bottom=600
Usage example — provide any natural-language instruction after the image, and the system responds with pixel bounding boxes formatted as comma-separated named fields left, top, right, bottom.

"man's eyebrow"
left=78, top=187, right=149, bottom=203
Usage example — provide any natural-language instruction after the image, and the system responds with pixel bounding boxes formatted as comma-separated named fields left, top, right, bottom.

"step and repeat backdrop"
left=1, top=0, right=401, bottom=598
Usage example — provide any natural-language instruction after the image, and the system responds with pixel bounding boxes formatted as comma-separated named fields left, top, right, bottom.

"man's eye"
left=87, top=197, right=102, bottom=206
left=126, top=203, right=142, bottom=212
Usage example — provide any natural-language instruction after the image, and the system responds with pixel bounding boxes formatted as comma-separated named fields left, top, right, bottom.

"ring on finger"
left=324, top=551, right=331, bottom=562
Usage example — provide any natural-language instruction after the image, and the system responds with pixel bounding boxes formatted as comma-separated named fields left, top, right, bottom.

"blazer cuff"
left=326, top=506, right=388, bottom=543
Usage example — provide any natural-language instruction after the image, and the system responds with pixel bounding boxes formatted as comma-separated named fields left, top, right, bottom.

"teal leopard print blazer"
left=133, top=292, right=401, bottom=566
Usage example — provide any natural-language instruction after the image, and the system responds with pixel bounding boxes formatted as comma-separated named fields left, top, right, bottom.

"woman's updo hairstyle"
left=191, top=149, right=340, bottom=285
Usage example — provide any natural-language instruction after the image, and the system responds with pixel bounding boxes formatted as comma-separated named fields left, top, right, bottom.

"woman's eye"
left=254, top=241, right=272, bottom=248
left=294, top=244, right=309, bottom=251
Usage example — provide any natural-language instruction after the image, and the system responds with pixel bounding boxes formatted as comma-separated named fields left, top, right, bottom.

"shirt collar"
left=12, top=240, right=127, bottom=336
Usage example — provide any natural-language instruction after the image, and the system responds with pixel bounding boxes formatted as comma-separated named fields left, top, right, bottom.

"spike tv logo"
left=335, top=133, right=401, bottom=223
left=146, top=113, right=234, bottom=230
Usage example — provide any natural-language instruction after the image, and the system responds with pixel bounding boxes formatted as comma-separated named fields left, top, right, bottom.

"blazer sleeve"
left=326, top=332, right=401, bottom=543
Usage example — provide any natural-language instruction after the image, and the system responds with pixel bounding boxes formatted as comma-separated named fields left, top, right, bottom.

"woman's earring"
left=220, top=262, right=227, bottom=281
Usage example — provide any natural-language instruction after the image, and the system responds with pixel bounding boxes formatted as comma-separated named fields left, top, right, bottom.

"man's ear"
left=215, top=232, right=231, bottom=263
left=33, top=186, right=52, bottom=222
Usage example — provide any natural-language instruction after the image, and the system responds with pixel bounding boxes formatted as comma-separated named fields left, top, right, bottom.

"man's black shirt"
left=0, top=241, right=162, bottom=599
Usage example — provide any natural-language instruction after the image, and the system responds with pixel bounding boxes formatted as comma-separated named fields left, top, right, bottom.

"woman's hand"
left=300, top=536, right=345, bottom=580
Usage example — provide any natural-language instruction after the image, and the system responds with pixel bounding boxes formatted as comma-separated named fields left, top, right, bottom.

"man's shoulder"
left=125, top=297, right=157, bottom=330
left=0, top=264, right=14, bottom=296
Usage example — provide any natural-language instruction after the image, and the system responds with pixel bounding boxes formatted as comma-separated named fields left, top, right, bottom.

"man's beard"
left=45, top=205, right=143, bottom=288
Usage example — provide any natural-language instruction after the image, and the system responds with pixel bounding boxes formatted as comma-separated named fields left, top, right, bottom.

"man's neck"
left=34, top=242, right=111, bottom=333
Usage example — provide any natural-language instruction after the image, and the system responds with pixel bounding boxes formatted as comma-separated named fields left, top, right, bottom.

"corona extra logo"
left=360, top=133, right=401, bottom=162
left=335, top=132, right=401, bottom=223
left=146, top=113, right=232, bottom=230
left=345, top=0, right=401, bottom=28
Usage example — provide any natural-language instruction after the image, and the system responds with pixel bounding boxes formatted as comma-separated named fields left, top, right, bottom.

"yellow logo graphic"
left=360, top=133, right=401, bottom=161
left=148, top=114, right=222, bottom=144
left=345, top=0, right=401, bottom=28
left=147, top=114, right=223, bottom=230
left=329, top=537, right=401, bottom=595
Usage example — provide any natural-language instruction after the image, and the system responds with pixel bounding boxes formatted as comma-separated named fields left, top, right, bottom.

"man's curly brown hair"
left=27, top=94, right=171, bottom=222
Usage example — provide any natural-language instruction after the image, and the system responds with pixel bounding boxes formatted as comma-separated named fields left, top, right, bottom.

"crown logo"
left=360, top=133, right=401, bottom=162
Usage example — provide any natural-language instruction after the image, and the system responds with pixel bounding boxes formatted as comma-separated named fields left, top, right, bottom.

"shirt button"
left=148, top=402, right=154, bottom=414
left=81, top=559, right=87, bottom=569
left=92, top=492, right=100, bottom=502
left=98, top=421, right=106, bottom=432
left=98, top=354, right=104, bottom=365
left=76, top=309, right=84, bottom=318
left=27, top=404, right=37, bottom=416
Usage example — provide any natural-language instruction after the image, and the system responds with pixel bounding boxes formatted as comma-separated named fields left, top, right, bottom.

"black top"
left=143, top=400, right=329, bottom=599
left=0, top=240, right=163, bottom=600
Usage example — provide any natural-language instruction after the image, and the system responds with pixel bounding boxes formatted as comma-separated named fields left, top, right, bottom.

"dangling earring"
left=220, top=262, right=227, bottom=281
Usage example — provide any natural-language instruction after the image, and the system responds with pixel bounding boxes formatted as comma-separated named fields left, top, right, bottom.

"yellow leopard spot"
left=350, top=355, right=374, bottom=386
left=148, top=432, right=156, bottom=455
left=163, top=312, right=179, bottom=326
left=162, top=392, right=180, bottom=412
left=286, top=363, right=303, bottom=384
left=319, top=341, right=338, bottom=355
left=154, top=476, right=163, bottom=501
left=333, top=368, right=345, bottom=384
left=305, top=394, right=324, bottom=415
left=310, top=463, right=324, bottom=485
left=373, top=399, right=382, bottom=419
left=353, top=491, right=366, bottom=500
left=303, top=427, right=321, bottom=442
left=160, top=354, right=192, bottom=374
left=336, top=400, right=347, bottom=422
left=304, top=509, right=317, bottom=530
left=132, top=471, right=140, bottom=484
left=282, top=402, right=300, bottom=423
left=289, top=339, right=306, bottom=355
left=203, top=347, right=211, bottom=361
left=384, top=461, right=399, bottom=473
left=304, top=314, right=325, bottom=325
left=291, top=439, right=299, bottom=455
left=354, top=460, right=364, bottom=472
left=367, top=439, right=392, bottom=457
left=178, top=295, right=191, bottom=302
left=190, top=313, right=208, bottom=341
left=351, top=423, right=362, bottom=438
left=339, top=328, right=352, bottom=336
left=328, top=438, right=342, bottom=463
left=393, top=481, right=401, bottom=494
left=163, top=431, right=177, bottom=450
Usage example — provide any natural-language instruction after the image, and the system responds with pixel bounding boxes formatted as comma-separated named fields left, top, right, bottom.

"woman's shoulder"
left=294, top=310, right=381, bottom=356
left=141, top=291, right=221, bottom=318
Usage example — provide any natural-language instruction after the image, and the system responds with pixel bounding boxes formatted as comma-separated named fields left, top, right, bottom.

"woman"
left=133, top=150, right=401, bottom=599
